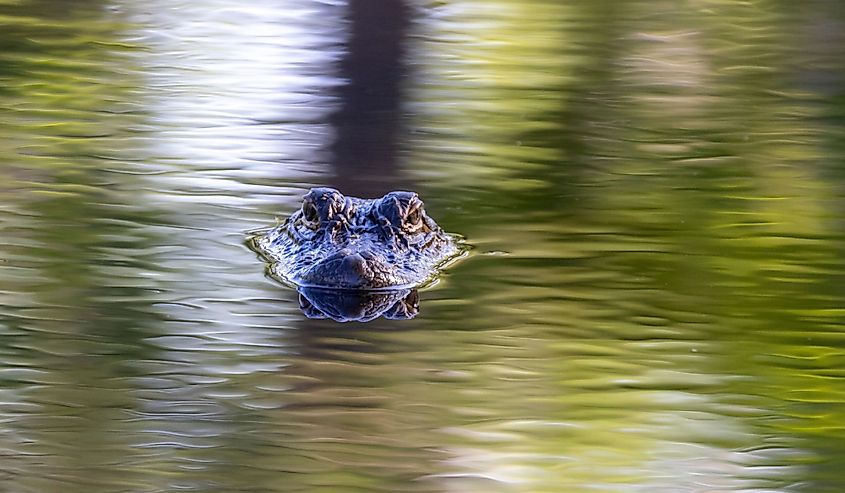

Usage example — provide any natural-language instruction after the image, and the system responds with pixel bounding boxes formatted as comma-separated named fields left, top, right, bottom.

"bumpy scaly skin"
left=255, top=188, right=459, bottom=290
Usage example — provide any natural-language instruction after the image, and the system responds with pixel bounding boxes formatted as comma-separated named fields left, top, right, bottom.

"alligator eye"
left=302, top=202, right=320, bottom=226
left=403, top=207, right=424, bottom=232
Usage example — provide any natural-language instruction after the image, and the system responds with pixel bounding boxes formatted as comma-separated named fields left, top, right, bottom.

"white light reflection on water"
left=124, top=0, right=344, bottom=188
left=429, top=414, right=801, bottom=493
left=117, top=0, right=347, bottom=327
left=110, top=4, right=350, bottom=486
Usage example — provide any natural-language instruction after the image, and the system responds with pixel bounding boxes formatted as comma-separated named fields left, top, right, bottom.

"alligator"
left=253, top=187, right=461, bottom=298
left=298, top=287, right=419, bottom=322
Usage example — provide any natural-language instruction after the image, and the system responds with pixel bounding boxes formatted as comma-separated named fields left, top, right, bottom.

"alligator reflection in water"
left=298, top=287, right=419, bottom=322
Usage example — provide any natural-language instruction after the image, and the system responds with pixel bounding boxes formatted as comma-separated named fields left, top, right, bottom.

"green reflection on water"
left=1, top=0, right=845, bottom=492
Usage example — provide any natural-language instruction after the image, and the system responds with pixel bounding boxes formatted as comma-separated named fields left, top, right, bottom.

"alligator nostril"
left=343, top=253, right=369, bottom=276
left=343, top=253, right=366, bottom=270
left=334, top=253, right=374, bottom=288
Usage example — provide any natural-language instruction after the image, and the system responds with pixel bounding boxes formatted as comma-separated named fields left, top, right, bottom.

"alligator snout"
left=302, top=248, right=391, bottom=290
left=336, top=251, right=372, bottom=288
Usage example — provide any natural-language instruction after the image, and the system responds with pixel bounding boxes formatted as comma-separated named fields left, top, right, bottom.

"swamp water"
left=2, top=1, right=845, bottom=492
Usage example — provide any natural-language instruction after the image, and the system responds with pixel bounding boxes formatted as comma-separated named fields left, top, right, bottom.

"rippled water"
left=2, top=1, right=845, bottom=492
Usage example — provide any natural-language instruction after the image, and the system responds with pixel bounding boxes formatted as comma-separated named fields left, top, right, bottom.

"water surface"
left=2, top=1, right=845, bottom=492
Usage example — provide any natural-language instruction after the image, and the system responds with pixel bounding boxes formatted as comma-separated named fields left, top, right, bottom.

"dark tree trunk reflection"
left=328, top=0, right=412, bottom=197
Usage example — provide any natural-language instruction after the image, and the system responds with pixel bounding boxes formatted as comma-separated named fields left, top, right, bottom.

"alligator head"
left=254, top=187, right=460, bottom=291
